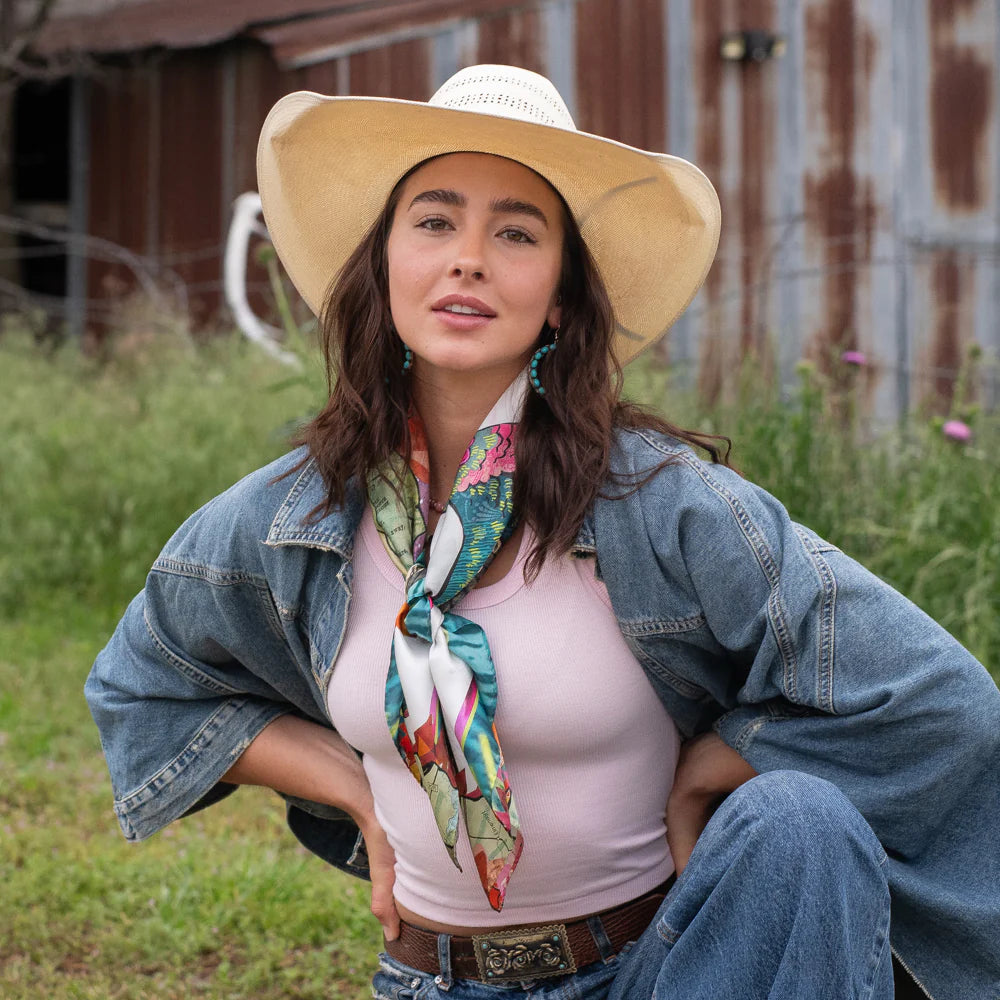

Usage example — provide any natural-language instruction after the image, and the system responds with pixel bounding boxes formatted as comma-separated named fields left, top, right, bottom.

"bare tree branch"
left=0, top=0, right=97, bottom=92
left=0, top=48, right=95, bottom=84
left=2, top=0, right=59, bottom=64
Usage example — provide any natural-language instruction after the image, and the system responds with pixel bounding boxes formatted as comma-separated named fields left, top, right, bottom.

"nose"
left=449, top=231, right=487, bottom=281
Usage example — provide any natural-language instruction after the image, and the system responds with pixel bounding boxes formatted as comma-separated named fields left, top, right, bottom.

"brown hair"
left=291, top=160, right=732, bottom=578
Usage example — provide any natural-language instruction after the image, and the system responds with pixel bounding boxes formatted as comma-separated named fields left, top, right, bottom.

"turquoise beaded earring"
left=529, top=326, right=559, bottom=396
left=402, top=345, right=413, bottom=372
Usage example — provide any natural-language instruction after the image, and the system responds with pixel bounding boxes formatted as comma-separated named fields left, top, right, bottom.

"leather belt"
left=384, top=877, right=674, bottom=983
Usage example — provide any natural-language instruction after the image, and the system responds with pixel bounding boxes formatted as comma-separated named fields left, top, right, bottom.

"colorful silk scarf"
left=367, top=376, right=526, bottom=911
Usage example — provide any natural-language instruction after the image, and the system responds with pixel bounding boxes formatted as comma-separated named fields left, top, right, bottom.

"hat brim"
left=257, top=92, right=721, bottom=364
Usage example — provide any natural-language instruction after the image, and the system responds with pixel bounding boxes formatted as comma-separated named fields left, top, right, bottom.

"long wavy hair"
left=292, top=157, right=732, bottom=577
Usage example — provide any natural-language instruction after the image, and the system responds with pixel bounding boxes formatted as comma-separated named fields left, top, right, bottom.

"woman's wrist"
left=672, top=731, right=758, bottom=800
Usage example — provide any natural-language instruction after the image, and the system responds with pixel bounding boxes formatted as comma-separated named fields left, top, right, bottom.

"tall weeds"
left=0, top=327, right=322, bottom=621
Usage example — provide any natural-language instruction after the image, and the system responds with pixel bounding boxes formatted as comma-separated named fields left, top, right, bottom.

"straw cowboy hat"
left=257, top=64, right=720, bottom=363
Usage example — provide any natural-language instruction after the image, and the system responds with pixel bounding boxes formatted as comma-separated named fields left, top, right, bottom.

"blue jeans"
left=371, top=772, right=893, bottom=1000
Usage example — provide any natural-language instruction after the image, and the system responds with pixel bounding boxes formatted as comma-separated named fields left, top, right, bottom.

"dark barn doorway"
left=14, top=77, right=70, bottom=300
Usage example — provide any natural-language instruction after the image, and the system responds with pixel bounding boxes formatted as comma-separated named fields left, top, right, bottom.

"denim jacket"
left=87, top=429, right=1000, bottom=1000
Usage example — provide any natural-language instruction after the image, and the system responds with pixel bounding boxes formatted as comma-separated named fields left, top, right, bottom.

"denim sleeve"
left=85, top=576, right=296, bottom=841
left=642, top=455, right=998, bottom=839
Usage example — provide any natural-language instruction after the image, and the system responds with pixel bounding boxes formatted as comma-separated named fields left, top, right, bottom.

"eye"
left=499, top=227, right=536, bottom=245
left=416, top=215, right=452, bottom=232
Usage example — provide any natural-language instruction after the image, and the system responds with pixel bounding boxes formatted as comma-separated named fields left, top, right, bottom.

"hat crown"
left=429, top=64, right=577, bottom=131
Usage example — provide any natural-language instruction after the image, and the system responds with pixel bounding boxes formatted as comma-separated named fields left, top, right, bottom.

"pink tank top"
left=326, top=508, right=680, bottom=927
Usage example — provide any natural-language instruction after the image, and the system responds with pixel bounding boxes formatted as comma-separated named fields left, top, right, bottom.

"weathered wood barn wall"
left=35, top=0, right=1000, bottom=418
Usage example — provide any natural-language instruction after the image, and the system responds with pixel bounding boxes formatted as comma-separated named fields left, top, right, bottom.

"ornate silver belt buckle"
left=472, top=923, right=576, bottom=982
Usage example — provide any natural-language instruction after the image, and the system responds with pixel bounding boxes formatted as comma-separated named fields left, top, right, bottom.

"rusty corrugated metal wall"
left=661, top=0, right=998, bottom=418
left=83, top=0, right=999, bottom=416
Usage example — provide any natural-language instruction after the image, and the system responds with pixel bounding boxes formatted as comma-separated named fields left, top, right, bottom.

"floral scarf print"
left=366, top=376, right=527, bottom=912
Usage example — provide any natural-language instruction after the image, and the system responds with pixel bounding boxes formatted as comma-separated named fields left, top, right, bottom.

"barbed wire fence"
left=1, top=200, right=997, bottom=415
left=0, top=212, right=187, bottom=327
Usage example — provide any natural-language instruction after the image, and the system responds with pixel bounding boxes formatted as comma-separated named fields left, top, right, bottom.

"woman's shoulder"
left=220, top=446, right=322, bottom=515
left=605, top=426, right=798, bottom=546
left=609, top=425, right=745, bottom=500
left=611, top=425, right=697, bottom=465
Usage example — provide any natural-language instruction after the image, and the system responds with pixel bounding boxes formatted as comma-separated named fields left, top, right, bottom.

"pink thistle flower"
left=942, top=420, right=972, bottom=443
left=841, top=350, right=867, bottom=366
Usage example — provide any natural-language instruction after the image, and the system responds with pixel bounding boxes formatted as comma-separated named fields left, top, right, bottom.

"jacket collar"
left=265, top=458, right=363, bottom=557
left=265, top=454, right=597, bottom=557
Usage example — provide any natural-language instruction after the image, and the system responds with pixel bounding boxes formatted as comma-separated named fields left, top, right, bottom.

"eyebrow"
left=408, top=189, right=549, bottom=227
left=491, top=197, right=549, bottom=227
left=409, top=188, right=464, bottom=209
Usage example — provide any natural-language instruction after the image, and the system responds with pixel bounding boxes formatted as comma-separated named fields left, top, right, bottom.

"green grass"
left=1, top=328, right=996, bottom=998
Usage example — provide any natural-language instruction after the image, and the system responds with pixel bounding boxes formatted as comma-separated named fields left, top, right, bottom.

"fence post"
left=67, top=72, right=90, bottom=341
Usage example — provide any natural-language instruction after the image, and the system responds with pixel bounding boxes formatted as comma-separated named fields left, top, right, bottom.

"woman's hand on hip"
left=665, top=731, right=758, bottom=875
left=358, top=815, right=400, bottom=941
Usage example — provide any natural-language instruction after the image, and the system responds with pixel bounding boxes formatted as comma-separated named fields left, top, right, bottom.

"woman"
left=87, top=66, right=999, bottom=999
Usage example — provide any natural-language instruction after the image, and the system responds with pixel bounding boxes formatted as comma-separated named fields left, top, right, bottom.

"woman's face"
left=387, top=152, right=564, bottom=388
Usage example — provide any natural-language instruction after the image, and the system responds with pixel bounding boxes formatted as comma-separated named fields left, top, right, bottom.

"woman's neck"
left=410, top=368, right=507, bottom=499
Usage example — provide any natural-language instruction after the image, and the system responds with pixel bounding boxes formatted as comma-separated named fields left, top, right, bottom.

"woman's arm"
left=665, top=731, right=758, bottom=874
left=222, top=715, right=400, bottom=940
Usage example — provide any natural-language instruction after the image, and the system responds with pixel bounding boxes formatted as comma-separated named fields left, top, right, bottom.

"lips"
left=431, top=294, right=497, bottom=318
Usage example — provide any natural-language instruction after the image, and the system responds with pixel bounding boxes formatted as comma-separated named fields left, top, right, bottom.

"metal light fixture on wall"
left=720, top=31, right=787, bottom=62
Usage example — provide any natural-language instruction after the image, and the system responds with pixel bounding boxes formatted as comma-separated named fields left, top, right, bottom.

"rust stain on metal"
left=88, top=68, right=150, bottom=254
left=575, top=0, right=664, bottom=150
left=736, top=0, right=776, bottom=362
left=87, top=66, right=154, bottom=309
left=157, top=49, right=225, bottom=325
left=259, top=0, right=538, bottom=68
left=348, top=38, right=431, bottom=101
left=477, top=7, right=544, bottom=74
left=927, top=250, right=965, bottom=410
left=693, top=0, right=725, bottom=405
left=575, top=0, right=621, bottom=141
left=936, top=0, right=982, bottom=15
left=803, top=2, right=880, bottom=372
left=299, top=59, right=340, bottom=94
left=233, top=43, right=286, bottom=193
left=927, top=0, right=992, bottom=211
left=230, top=46, right=291, bottom=325
left=858, top=14, right=878, bottom=85
left=623, top=0, right=666, bottom=150
left=805, top=0, right=857, bottom=362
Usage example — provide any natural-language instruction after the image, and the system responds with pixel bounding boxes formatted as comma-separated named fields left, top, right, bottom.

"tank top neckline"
left=359, top=506, right=532, bottom=610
